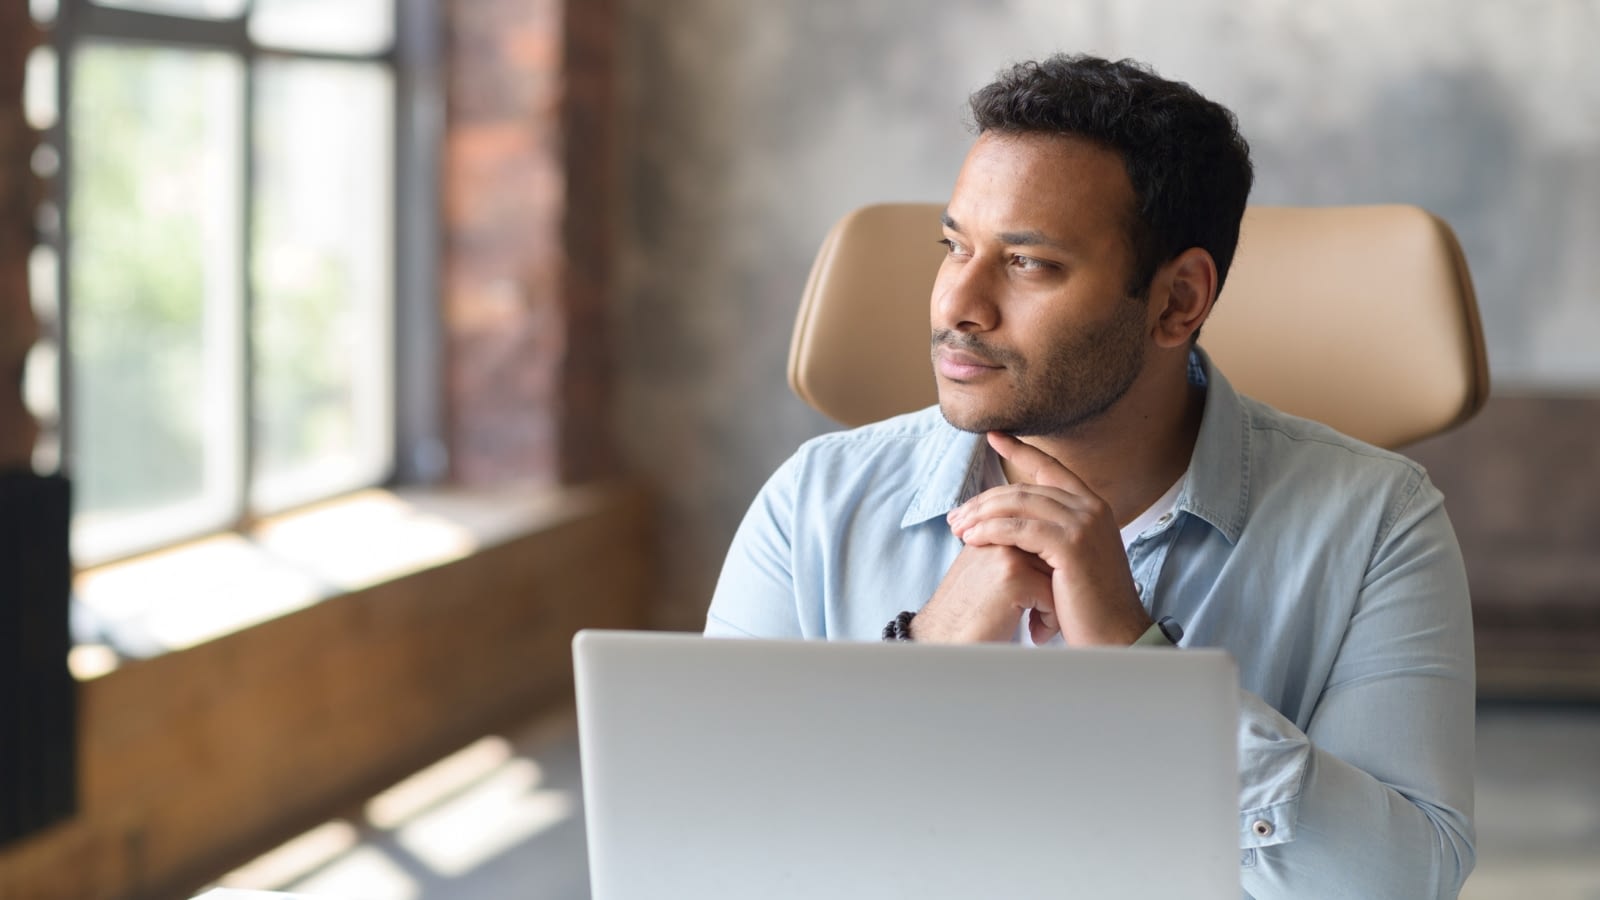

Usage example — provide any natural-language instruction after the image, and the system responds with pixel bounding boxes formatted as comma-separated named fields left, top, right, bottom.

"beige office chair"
left=789, top=203, right=1490, bottom=449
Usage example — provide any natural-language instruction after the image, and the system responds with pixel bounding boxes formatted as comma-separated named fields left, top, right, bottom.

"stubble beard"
left=934, top=298, right=1148, bottom=438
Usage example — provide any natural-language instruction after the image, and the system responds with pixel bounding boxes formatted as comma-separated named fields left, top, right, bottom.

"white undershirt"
left=1117, top=474, right=1186, bottom=550
left=978, top=454, right=1184, bottom=647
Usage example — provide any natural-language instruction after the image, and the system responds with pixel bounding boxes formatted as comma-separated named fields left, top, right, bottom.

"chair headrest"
left=788, top=203, right=1489, bottom=449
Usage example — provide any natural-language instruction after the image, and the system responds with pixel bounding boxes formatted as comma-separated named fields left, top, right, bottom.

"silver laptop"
left=573, top=630, right=1239, bottom=900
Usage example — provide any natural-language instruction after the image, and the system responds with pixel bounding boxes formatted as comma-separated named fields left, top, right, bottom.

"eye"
left=937, top=237, right=970, bottom=258
left=1010, top=254, right=1054, bottom=272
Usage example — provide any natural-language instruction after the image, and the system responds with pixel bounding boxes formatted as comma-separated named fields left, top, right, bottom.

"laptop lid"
left=574, top=630, right=1239, bottom=900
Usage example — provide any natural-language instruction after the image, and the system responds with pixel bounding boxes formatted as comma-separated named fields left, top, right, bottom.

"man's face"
left=931, top=131, right=1151, bottom=438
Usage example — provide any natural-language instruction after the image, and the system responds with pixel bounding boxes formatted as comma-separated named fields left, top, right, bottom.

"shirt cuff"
left=1239, top=795, right=1300, bottom=849
left=1131, top=616, right=1180, bottom=646
left=1236, top=690, right=1312, bottom=848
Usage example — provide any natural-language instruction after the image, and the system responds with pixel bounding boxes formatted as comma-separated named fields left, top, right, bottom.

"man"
left=706, top=54, right=1475, bottom=898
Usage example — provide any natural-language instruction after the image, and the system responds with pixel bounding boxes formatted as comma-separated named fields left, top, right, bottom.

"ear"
left=1148, top=247, right=1218, bottom=349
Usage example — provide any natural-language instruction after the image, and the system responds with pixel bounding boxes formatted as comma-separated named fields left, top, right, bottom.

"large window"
left=30, top=0, right=434, bottom=565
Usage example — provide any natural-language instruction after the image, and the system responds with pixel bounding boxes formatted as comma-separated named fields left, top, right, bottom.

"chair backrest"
left=788, top=203, right=1490, bottom=449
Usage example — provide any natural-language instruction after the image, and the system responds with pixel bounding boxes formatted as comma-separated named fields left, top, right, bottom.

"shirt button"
left=1252, top=820, right=1274, bottom=838
left=1158, top=513, right=1173, bottom=523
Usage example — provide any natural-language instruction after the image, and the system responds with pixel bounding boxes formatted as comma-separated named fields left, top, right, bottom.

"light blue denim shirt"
left=707, top=351, right=1476, bottom=899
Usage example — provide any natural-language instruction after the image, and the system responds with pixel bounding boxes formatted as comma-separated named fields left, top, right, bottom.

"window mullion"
left=51, top=5, right=76, bottom=480
left=392, top=0, right=443, bottom=483
left=71, top=1, right=248, bottom=49
left=236, top=45, right=255, bottom=529
left=53, top=0, right=407, bottom=562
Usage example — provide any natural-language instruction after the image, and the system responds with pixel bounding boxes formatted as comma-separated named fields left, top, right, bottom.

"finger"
left=987, top=431, right=1094, bottom=495
left=956, top=515, right=1077, bottom=571
left=949, top=484, right=1104, bottom=537
left=1029, top=608, right=1061, bottom=644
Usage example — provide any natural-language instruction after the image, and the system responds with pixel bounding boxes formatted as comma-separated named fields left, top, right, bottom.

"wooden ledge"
left=0, top=481, right=653, bottom=900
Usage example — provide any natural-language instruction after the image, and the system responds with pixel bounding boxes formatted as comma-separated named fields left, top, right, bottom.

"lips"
left=935, top=345, right=1004, bottom=381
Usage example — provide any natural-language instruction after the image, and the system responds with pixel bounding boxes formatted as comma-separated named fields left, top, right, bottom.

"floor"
left=211, top=703, right=1600, bottom=900
left=1464, top=705, right=1600, bottom=899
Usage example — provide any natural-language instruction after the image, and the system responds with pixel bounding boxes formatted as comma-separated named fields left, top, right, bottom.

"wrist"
left=882, top=610, right=917, bottom=642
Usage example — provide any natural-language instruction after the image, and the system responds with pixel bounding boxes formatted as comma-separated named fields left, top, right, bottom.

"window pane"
left=69, top=44, right=243, bottom=563
left=250, top=0, right=394, bottom=55
left=251, top=59, right=394, bottom=513
left=90, top=0, right=246, bottom=18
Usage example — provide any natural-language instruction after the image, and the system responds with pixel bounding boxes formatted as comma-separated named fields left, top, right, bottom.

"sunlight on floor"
left=396, top=759, right=576, bottom=877
left=286, top=846, right=423, bottom=900
left=217, top=821, right=361, bottom=889
left=366, top=736, right=516, bottom=829
left=214, top=728, right=579, bottom=898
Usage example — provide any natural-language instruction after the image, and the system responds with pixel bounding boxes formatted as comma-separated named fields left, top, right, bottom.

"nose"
left=930, top=255, right=998, bottom=335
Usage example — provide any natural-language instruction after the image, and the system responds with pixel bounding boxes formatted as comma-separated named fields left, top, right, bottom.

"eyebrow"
left=941, top=211, right=1074, bottom=253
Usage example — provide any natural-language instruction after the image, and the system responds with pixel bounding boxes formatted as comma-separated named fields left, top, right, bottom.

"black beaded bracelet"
left=882, top=610, right=916, bottom=642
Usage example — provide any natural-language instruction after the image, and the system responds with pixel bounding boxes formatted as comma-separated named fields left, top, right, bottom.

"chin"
left=937, top=397, right=1011, bottom=435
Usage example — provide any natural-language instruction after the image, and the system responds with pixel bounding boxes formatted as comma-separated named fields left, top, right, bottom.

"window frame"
left=39, top=0, right=443, bottom=567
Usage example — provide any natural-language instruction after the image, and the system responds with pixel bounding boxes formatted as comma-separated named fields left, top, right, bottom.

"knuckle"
left=995, top=547, right=1037, bottom=577
left=996, top=551, right=1027, bottom=575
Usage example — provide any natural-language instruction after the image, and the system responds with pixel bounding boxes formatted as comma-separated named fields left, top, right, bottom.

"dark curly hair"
left=969, top=54, right=1254, bottom=298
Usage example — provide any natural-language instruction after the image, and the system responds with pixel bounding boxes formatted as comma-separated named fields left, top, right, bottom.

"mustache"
left=930, top=330, right=1022, bottom=367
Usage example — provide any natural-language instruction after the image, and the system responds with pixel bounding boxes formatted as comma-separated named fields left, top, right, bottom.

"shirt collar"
left=896, top=347, right=1252, bottom=542
left=1177, top=347, right=1250, bottom=543
left=901, top=422, right=989, bottom=528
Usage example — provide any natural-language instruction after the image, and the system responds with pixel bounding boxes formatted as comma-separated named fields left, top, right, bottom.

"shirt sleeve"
left=704, top=455, right=806, bottom=639
left=1237, top=476, right=1477, bottom=899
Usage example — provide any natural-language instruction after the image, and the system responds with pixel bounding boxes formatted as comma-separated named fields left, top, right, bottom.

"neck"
left=1001, top=353, right=1205, bottom=527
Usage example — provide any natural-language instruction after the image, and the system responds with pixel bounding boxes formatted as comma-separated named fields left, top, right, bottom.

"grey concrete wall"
left=616, top=0, right=1600, bottom=627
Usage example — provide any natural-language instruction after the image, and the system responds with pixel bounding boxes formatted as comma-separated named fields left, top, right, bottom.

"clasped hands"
left=911, top=432, right=1153, bottom=647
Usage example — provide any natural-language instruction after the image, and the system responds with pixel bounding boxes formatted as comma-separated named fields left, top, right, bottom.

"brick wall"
left=0, top=3, right=76, bottom=852
left=557, top=0, right=619, bottom=483
left=442, top=0, right=618, bottom=485
left=0, top=2, right=41, bottom=465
